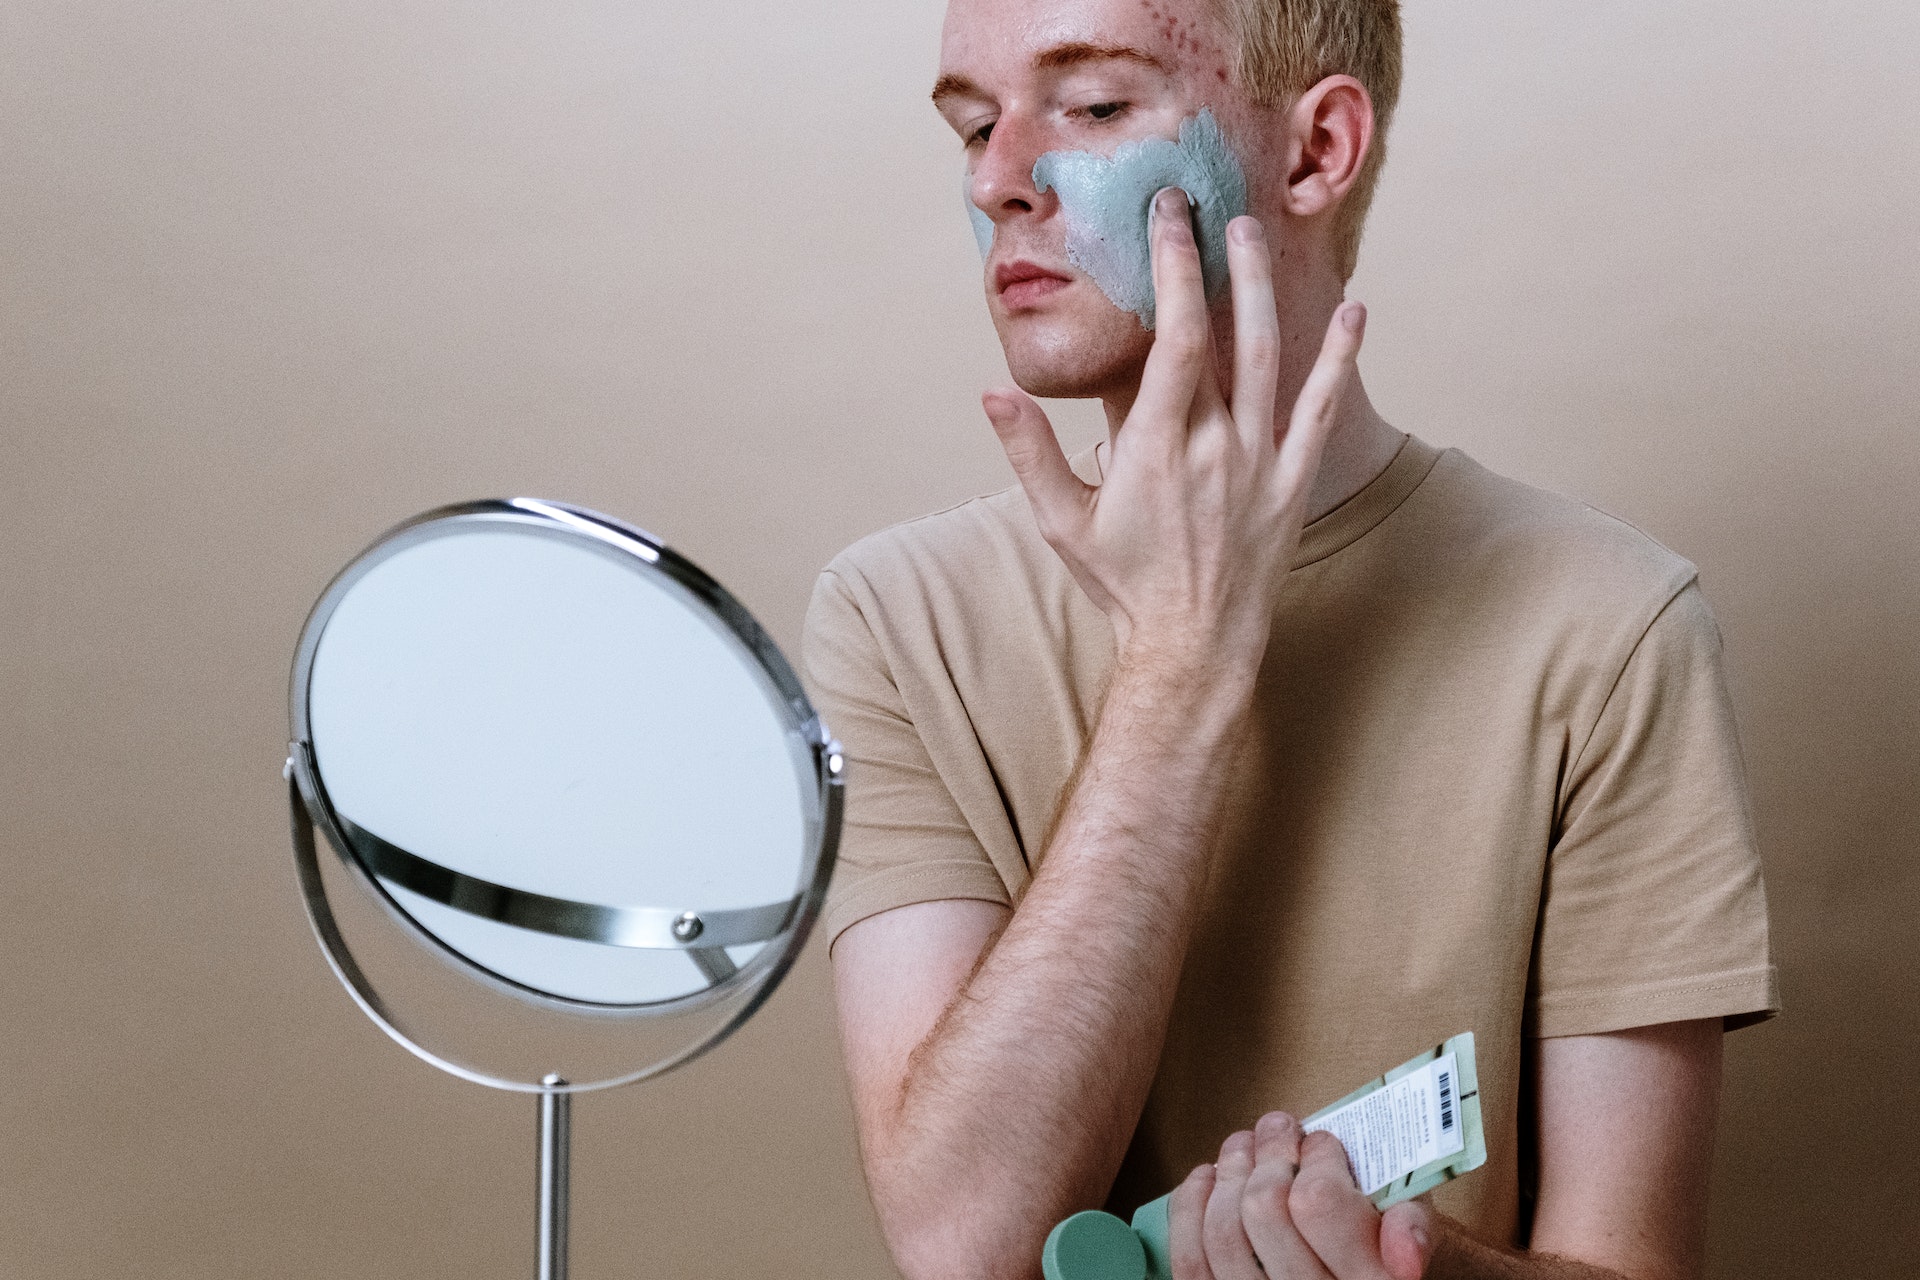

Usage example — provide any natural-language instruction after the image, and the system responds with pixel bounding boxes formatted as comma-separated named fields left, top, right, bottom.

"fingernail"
left=1229, top=216, right=1264, bottom=246
left=1155, top=188, right=1193, bottom=243
left=1411, top=1221, right=1431, bottom=1255
left=1255, top=1111, right=1296, bottom=1138
left=1340, top=301, right=1366, bottom=332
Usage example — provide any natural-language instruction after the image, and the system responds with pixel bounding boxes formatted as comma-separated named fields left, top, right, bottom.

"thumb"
left=1379, top=1201, right=1434, bottom=1280
left=982, top=387, right=1090, bottom=544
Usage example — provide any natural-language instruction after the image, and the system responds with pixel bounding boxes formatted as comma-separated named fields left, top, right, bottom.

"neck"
left=1298, top=377, right=1404, bottom=521
left=1098, top=340, right=1404, bottom=524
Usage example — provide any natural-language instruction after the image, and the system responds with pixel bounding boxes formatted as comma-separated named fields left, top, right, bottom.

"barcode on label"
left=1438, top=1069, right=1454, bottom=1133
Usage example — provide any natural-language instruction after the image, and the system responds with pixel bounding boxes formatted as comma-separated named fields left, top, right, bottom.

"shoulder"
left=803, top=478, right=1102, bottom=720
left=812, top=483, right=1048, bottom=622
left=1408, top=447, right=1702, bottom=624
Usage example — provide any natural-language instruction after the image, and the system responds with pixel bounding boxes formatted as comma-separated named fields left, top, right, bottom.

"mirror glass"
left=292, top=503, right=833, bottom=1020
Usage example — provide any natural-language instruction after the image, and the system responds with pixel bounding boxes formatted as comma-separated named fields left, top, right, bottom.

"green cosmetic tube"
left=1042, top=1032, right=1487, bottom=1280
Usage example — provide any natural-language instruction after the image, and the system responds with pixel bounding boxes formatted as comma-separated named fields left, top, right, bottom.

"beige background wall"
left=2, top=1, right=1914, bottom=1276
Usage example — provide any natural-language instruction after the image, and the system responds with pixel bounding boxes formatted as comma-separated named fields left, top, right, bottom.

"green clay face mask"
left=967, top=180, right=995, bottom=258
left=966, top=109, right=1249, bottom=330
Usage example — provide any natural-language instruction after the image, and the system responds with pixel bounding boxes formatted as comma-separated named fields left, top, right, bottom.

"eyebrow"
left=1033, top=42, right=1165, bottom=72
left=930, top=73, right=982, bottom=105
left=931, top=43, right=1168, bottom=105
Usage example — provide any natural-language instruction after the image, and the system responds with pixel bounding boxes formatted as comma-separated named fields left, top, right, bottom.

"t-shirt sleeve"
left=1529, top=580, right=1780, bottom=1037
left=801, top=568, right=1013, bottom=948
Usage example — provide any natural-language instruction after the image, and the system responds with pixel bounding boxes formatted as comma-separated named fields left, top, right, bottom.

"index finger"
left=1169, top=1164, right=1217, bottom=1280
left=1202, top=1131, right=1265, bottom=1280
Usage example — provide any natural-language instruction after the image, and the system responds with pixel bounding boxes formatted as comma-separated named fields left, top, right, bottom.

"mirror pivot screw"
left=672, top=911, right=705, bottom=942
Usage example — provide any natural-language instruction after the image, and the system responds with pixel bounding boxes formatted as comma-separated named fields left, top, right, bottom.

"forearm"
left=870, top=653, right=1258, bottom=1276
left=1430, top=1218, right=1636, bottom=1280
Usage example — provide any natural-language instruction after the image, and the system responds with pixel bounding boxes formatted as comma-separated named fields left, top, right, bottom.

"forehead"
left=939, top=0, right=1229, bottom=76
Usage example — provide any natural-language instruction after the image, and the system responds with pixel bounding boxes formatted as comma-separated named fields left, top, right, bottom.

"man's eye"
left=1086, top=102, right=1125, bottom=120
left=968, top=121, right=996, bottom=145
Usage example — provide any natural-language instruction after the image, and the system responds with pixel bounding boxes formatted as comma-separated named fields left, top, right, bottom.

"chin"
left=991, top=290, right=1153, bottom=400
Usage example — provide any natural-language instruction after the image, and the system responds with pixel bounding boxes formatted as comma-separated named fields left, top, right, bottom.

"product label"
left=1303, top=1053, right=1463, bottom=1195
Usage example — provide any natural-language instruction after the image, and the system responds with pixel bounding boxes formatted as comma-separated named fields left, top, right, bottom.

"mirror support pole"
left=537, top=1076, right=570, bottom=1280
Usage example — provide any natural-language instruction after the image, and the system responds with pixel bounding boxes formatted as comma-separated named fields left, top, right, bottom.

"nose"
left=968, top=112, right=1057, bottom=229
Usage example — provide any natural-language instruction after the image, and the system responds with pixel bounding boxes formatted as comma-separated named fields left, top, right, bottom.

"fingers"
left=1277, top=301, right=1366, bottom=491
left=1201, top=1132, right=1265, bottom=1280
left=1242, top=1112, right=1332, bottom=1278
left=1178, top=1117, right=1415, bottom=1280
left=1289, top=1130, right=1392, bottom=1279
left=1225, top=216, right=1281, bottom=450
left=982, top=388, right=1092, bottom=546
left=1378, top=1202, right=1435, bottom=1280
left=1170, top=1164, right=1216, bottom=1280
left=1133, top=187, right=1213, bottom=440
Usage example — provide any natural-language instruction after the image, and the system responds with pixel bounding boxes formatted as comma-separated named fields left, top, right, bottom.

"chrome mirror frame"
left=283, top=498, right=843, bottom=1277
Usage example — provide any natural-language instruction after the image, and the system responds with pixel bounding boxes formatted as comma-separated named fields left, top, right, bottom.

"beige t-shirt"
left=802, top=435, right=1777, bottom=1244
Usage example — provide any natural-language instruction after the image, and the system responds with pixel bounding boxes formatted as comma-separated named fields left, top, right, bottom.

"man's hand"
left=983, top=187, right=1367, bottom=671
left=1168, top=1113, right=1434, bottom=1280
left=1156, top=1025, right=1725, bottom=1280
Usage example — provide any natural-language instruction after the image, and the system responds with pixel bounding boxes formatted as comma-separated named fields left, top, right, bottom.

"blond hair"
left=1217, top=0, right=1403, bottom=278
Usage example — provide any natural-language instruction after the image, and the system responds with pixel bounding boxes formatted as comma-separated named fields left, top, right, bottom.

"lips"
left=994, top=259, right=1073, bottom=307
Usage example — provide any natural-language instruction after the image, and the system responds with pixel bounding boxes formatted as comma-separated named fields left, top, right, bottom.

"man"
left=802, top=2, right=1777, bottom=1278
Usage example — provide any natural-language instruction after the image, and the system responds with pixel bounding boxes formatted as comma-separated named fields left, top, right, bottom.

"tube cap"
left=1041, top=1210, right=1147, bottom=1280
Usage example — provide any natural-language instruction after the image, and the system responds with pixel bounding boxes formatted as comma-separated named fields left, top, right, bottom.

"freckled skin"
left=942, top=0, right=1294, bottom=400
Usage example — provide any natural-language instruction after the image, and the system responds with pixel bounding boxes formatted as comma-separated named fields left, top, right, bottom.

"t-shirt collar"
left=1065, top=432, right=1443, bottom=569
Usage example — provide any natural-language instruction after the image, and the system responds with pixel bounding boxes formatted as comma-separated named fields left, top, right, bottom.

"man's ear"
left=1281, top=75, right=1375, bottom=218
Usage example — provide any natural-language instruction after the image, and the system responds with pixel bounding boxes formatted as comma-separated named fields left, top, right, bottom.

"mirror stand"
left=538, top=1076, right=570, bottom=1280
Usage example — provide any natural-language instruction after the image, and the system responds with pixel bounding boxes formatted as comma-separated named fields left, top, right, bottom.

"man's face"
left=936, top=0, right=1272, bottom=399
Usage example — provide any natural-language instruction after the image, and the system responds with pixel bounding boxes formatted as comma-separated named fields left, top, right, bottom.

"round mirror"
left=285, top=498, right=842, bottom=1091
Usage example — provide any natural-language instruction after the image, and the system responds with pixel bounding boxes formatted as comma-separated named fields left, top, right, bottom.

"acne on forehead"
left=943, top=0, right=1232, bottom=84
left=1137, top=0, right=1231, bottom=79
